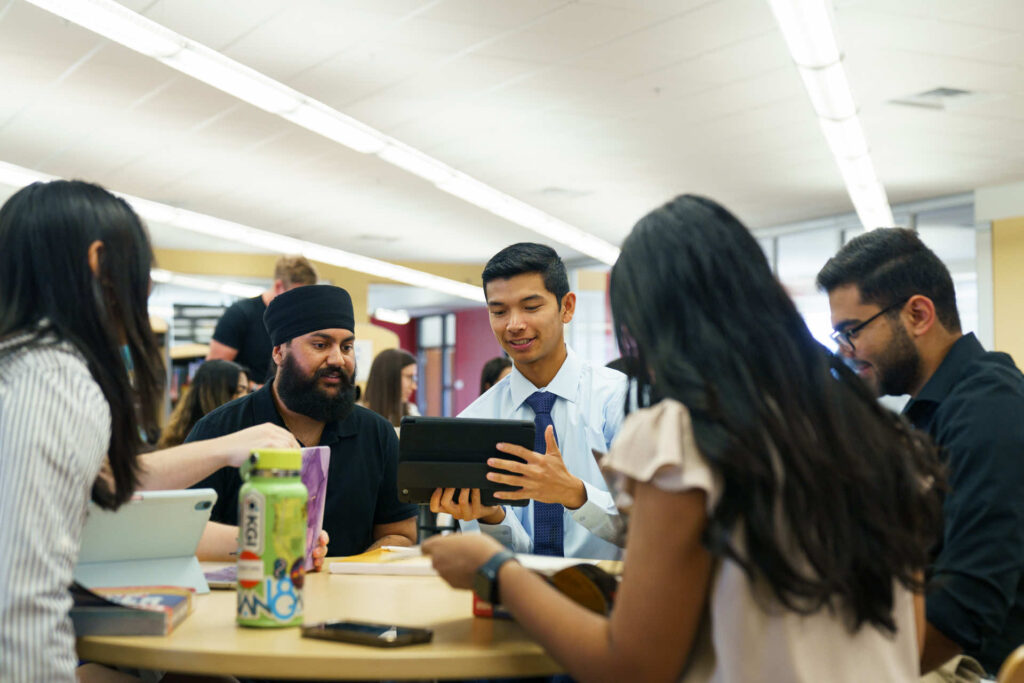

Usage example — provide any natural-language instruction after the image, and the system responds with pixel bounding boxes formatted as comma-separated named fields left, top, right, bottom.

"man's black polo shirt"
left=903, top=333, right=1024, bottom=673
left=187, top=381, right=417, bottom=557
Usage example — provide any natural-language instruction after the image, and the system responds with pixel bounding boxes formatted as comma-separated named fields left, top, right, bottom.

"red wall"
left=370, top=317, right=417, bottom=353
left=452, top=307, right=503, bottom=415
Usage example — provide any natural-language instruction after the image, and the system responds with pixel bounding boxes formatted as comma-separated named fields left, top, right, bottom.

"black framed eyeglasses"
left=830, top=298, right=909, bottom=352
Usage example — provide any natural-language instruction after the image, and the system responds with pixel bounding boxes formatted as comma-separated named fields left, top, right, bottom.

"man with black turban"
left=189, top=285, right=418, bottom=559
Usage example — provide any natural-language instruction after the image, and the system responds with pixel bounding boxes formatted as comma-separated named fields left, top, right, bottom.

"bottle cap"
left=252, top=448, right=302, bottom=471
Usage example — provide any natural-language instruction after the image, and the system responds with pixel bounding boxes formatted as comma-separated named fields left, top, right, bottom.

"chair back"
left=999, top=644, right=1024, bottom=683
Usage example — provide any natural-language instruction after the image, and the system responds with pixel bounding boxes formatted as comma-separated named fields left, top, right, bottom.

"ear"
left=271, top=343, right=286, bottom=368
left=273, top=279, right=287, bottom=296
left=87, top=240, right=104, bottom=278
left=903, top=295, right=937, bottom=338
left=560, top=291, right=576, bottom=324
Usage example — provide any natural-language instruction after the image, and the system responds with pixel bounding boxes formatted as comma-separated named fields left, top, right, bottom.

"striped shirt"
left=0, top=329, right=111, bottom=682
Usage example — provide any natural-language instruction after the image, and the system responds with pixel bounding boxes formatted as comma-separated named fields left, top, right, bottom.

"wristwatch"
left=473, top=550, right=518, bottom=605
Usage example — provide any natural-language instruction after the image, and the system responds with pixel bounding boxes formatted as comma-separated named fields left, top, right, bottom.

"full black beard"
left=877, top=322, right=921, bottom=397
left=275, top=353, right=356, bottom=423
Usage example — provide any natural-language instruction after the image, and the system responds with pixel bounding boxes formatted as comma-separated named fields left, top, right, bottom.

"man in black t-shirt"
left=207, top=255, right=317, bottom=385
left=191, top=285, right=418, bottom=558
left=819, top=229, right=1024, bottom=676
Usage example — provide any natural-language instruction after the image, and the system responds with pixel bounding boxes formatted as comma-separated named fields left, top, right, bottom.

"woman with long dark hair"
left=0, top=180, right=299, bottom=681
left=362, top=347, right=418, bottom=428
left=158, top=360, right=249, bottom=449
left=424, top=195, right=944, bottom=682
left=479, top=355, right=512, bottom=394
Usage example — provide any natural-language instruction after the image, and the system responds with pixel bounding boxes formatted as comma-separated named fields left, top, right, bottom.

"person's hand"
left=311, top=529, right=329, bottom=572
left=487, top=426, right=586, bottom=508
left=430, top=487, right=505, bottom=524
left=422, top=533, right=506, bottom=590
left=217, top=423, right=301, bottom=468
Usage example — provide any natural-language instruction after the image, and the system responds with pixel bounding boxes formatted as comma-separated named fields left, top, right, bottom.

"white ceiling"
left=0, top=0, right=1022, bottom=265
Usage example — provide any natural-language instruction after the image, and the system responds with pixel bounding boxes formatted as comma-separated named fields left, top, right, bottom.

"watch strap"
left=476, top=549, right=517, bottom=605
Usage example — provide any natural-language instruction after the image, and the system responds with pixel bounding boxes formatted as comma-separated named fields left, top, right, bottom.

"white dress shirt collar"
left=508, top=344, right=582, bottom=409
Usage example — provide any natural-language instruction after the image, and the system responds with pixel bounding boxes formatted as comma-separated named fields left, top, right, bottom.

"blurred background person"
left=479, top=355, right=512, bottom=395
left=361, top=348, right=419, bottom=429
left=206, top=255, right=317, bottom=387
left=157, top=359, right=249, bottom=449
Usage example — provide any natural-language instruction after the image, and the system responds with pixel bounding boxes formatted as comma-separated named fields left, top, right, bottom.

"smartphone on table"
left=301, top=620, right=433, bottom=647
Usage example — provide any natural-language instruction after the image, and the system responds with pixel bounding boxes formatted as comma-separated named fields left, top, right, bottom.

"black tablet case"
left=397, top=416, right=535, bottom=507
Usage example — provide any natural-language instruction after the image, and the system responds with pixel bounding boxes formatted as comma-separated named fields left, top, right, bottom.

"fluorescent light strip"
left=151, top=268, right=264, bottom=298
left=767, top=0, right=894, bottom=229
left=0, top=160, right=484, bottom=302
left=23, top=0, right=620, bottom=264
left=372, top=308, right=412, bottom=325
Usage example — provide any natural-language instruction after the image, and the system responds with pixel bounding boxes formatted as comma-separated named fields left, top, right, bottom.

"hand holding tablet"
left=397, top=416, right=534, bottom=509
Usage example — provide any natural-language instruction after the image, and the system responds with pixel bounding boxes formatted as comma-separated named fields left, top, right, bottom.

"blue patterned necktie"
left=524, top=390, right=564, bottom=557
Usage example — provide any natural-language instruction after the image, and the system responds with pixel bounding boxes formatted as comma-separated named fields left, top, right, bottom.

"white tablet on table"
left=75, top=488, right=217, bottom=594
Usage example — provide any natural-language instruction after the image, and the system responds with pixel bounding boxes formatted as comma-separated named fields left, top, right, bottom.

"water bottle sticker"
left=237, top=554, right=263, bottom=589
left=240, top=489, right=265, bottom=556
left=237, top=577, right=303, bottom=622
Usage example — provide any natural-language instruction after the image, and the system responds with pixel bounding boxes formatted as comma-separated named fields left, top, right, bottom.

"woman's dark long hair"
left=610, top=195, right=944, bottom=633
left=480, top=355, right=512, bottom=394
left=158, top=360, right=246, bottom=449
left=363, top=348, right=416, bottom=427
left=0, top=180, right=164, bottom=509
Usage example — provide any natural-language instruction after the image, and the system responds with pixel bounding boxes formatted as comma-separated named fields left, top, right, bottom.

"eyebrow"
left=833, top=319, right=860, bottom=332
left=310, top=332, right=355, bottom=344
left=487, top=294, right=544, bottom=307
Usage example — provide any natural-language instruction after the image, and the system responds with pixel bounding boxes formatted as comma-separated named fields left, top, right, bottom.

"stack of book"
left=71, top=582, right=194, bottom=636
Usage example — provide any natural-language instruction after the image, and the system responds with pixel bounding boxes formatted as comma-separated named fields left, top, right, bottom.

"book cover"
left=71, top=582, right=194, bottom=636
left=472, top=558, right=622, bottom=620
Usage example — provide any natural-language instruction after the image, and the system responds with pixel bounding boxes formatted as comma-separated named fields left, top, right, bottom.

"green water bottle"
left=236, top=448, right=307, bottom=628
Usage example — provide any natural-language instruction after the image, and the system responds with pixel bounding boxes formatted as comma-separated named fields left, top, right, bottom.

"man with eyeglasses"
left=817, top=228, right=1024, bottom=679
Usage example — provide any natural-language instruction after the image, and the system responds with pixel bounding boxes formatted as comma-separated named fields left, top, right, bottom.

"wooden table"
left=76, top=566, right=562, bottom=680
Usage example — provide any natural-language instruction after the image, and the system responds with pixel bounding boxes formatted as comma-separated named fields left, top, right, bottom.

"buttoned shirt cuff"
left=570, top=481, right=626, bottom=546
left=460, top=509, right=532, bottom=553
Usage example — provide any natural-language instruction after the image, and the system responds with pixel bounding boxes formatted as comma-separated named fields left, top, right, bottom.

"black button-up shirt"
left=903, top=333, right=1024, bottom=673
left=188, top=381, right=417, bottom=557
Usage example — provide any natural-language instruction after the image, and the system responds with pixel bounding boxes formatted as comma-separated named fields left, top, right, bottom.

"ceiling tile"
left=140, top=0, right=287, bottom=51
left=419, top=0, right=573, bottom=28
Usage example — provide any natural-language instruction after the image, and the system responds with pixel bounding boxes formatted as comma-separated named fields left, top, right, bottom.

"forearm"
left=137, top=439, right=232, bottom=490
left=367, top=534, right=414, bottom=551
left=920, top=620, right=963, bottom=673
left=196, top=521, right=239, bottom=561
left=499, top=563, right=641, bottom=683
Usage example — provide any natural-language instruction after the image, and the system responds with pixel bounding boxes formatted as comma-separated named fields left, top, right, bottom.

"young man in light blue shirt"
left=430, top=243, right=627, bottom=560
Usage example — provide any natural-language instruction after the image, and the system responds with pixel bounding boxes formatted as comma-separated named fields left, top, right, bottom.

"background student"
left=424, top=195, right=944, bottom=683
left=361, top=347, right=419, bottom=430
left=207, top=254, right=317, bottom=386
left=157, top=359, right=249, bottom=448
left=479, top=355, right=512, bottom=394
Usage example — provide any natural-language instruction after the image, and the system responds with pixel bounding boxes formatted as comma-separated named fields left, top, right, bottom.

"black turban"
left=264, top=284, right=355, bottom=346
